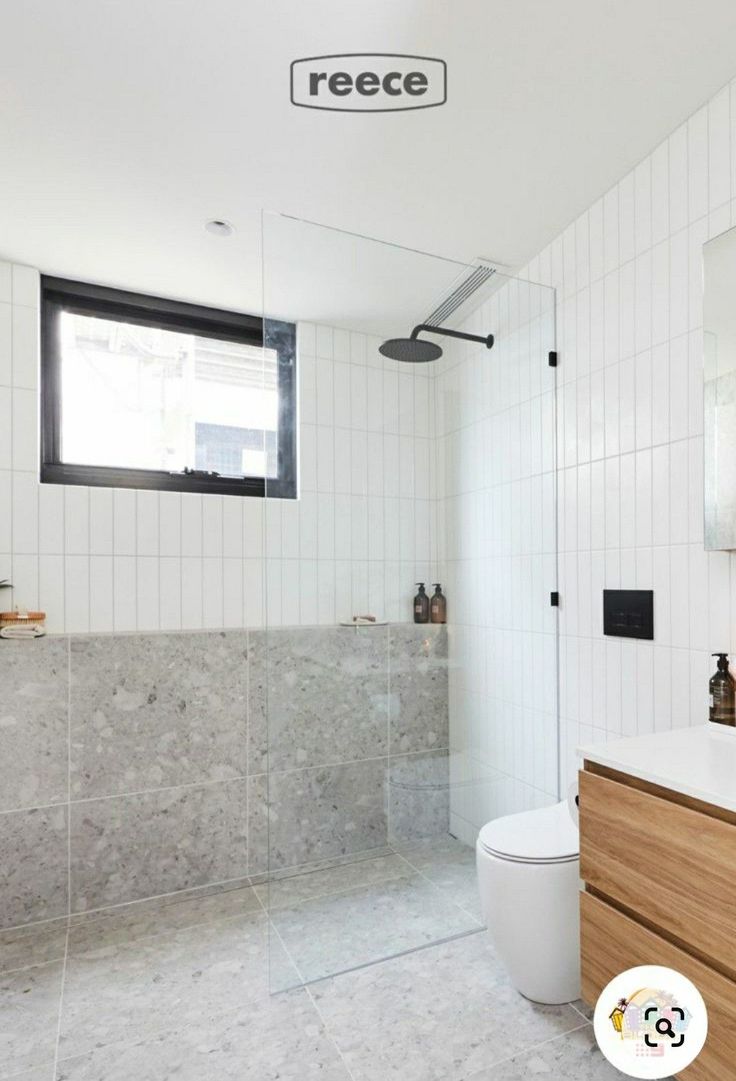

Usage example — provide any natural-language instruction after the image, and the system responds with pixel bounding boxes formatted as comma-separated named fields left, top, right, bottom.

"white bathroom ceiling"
left=2, top=0, right=736, bottom=317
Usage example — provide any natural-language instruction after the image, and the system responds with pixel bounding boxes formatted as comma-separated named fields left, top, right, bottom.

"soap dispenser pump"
left=430, top=584, right=446, bottom=624
left=413, top=584, right=429, bottom=624
left=709, top=653, right=736, bottom=727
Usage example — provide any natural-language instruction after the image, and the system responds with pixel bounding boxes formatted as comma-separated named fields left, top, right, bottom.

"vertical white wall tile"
left=113, top=489, right=137, bottom=555
left=136, top=490, right=159, bottom=556
left=11, top=306, right=39, bottom=389
left=688, top=106, right=709, bottom=223
left=11, top=387, right=37, bottom=471
left=89, top=488, right=113, bottom=554
left=12, top=471, right=37, bottom=553
left=180, top=555, right=203, bottom=628
left=159, top=556, right=182, bottom=630
left=64, top=487, right=89, bottom=555
left=11, top=266, right=39, bottom=309
left=38, top=483, right=64, bottom=554
left=0, top=303, right=11, bottom=386
left=136, top=557, right=160, bottom=630
left=64, top=554, right=90, bottom=633
left=708, top=85, right=731, bottom=210
left=668, top=124, right=688, bottom=234
left=89, top=555, right=113, bottom=632
left=180, top=494, right=202, bottom=557
left=39, top=554, right=64, bottom=633
left=202, top=556, right=223, bottom=628
left=651, top=140, right=670, bottom=245
left=113, top=556, right=136, bottom=631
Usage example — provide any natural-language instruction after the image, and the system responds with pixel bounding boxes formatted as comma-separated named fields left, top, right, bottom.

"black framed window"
left=40, top=277, right=297, bottom=499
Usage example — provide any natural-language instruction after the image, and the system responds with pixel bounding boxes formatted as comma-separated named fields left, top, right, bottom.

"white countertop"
left=578, top=724, right=736, bottom=813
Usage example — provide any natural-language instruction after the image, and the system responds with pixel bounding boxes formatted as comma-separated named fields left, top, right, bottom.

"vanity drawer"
left=579, top=768, right=736, bottom=977
left=581, top=891, right=736, bottom=1081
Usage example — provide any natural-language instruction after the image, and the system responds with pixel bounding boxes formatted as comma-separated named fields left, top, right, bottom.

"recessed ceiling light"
left=205, top=219, right=235, bottom=237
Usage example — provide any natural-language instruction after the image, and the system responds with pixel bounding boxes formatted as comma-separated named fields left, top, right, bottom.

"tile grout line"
left=392, top=847, right=485, bottom=928
left=459, top=1017, right=593, bottom=1079
left=568, top=999, right=593, bottom=1024
left=304, top=981, right=360, bottom=1081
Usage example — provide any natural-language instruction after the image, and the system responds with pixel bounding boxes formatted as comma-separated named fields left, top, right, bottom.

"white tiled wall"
left=444, top=75, right=736, bottom=840
left=447, top=76, right=736, bottom=834
left=540, top=80, right=736, bottom=793
left=0, top=268, right=436, bottom=632
left=266, top=322, right=437, bottom=626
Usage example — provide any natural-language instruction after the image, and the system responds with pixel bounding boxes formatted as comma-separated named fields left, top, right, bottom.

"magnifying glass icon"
left=656, top=1017, right=676, bottom=1039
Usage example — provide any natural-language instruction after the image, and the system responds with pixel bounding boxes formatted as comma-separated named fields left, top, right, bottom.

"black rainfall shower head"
left=379, top=323, right=494, bottom=364
left=379, top=337, right=443, bottom=363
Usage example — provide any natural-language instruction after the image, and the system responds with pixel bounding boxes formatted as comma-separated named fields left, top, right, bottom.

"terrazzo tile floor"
left=0, top=837, right=633, bottom=1080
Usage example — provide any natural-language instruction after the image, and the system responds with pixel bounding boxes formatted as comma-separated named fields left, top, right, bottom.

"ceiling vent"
left=423, top=262, right=496, bottom=326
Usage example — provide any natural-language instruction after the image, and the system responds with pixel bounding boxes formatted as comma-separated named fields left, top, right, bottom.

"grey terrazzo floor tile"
left=571, top=998, right=594, bottom=1021
left=397, top=836, right=484, bottom=922
left=271, top=873, right=482, bottom=984
left=255, top=853, right=410, bottom=912
left=59, top=912, right=297, bottom=1060
left=464, top=1023, right=648, bottom=1079
left=4, top=1069, right=55, bottom=1081
left=311, top=933, right=583, bottom=1081
left=0, top=919, right=68, bottom=975
left=0, top=960, right=64, bottom=1078
left=55, top=989, right=351, bottom=1081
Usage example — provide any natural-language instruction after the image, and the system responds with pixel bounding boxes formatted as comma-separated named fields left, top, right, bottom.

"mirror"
left=704, top=225, right=736, bottom=550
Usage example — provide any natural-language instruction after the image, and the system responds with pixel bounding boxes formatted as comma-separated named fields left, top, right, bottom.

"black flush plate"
left=603, top=590, right=654, bottom=640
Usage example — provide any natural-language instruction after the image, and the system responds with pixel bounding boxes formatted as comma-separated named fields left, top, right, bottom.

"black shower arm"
left=410, top=324, right=494, bottom=349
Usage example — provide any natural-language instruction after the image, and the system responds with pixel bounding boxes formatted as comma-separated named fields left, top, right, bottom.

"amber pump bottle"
left=413, top=584, right=429, bottom=624
left=709, top=653, right=736, bottom=726
left=430, top=584, right=446, bottom=624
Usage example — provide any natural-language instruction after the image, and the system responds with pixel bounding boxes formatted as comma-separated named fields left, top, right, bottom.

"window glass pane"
left=59, top=312, right=278, bottom=477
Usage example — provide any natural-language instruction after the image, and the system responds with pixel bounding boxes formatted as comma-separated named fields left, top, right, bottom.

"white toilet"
left=476, top=799, right=580, bottom=1004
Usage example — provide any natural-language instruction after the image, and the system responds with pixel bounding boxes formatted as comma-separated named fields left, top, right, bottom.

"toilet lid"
left=478, top=800, right=578, bottom=863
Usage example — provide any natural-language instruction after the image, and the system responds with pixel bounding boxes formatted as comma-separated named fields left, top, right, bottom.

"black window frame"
left=40, top=276, right=297, bottom=499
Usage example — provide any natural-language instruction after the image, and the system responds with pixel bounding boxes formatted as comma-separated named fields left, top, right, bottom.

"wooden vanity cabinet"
left=579, top=762, right=736, bottom=1080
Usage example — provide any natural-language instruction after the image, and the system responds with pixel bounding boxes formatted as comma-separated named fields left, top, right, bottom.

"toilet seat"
left=477, top=800, right=578, bottom=865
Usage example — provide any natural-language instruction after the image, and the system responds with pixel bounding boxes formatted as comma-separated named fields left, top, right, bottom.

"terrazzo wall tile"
left=246, top=631, right=268, bottom=775
left=5, top=623, right=449, bottom=927
left=69, top=632, right=248, bottom=798
left=387, top=749, right=450, bottom=844
left=246, top=773, right=268, bottom=879
left=0, top=805, right=68, bottom=929
left=0, top=637, right=69, bottom=812
left=69, top=779, right=249, bottom=911
left=263, top=626, right=389, bottom=770
left=388, top=625, right=448, bottom=754
left=267, top=759, right=388, bottom=870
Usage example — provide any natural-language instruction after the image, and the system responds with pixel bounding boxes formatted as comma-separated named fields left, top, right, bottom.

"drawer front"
left=579, top=769, right=736, bottom=976
left=581, top=891, right=736, bottom=1081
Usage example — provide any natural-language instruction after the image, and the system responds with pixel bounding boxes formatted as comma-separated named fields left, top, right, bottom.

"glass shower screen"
left=260, top=213, right=558, bottom=991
